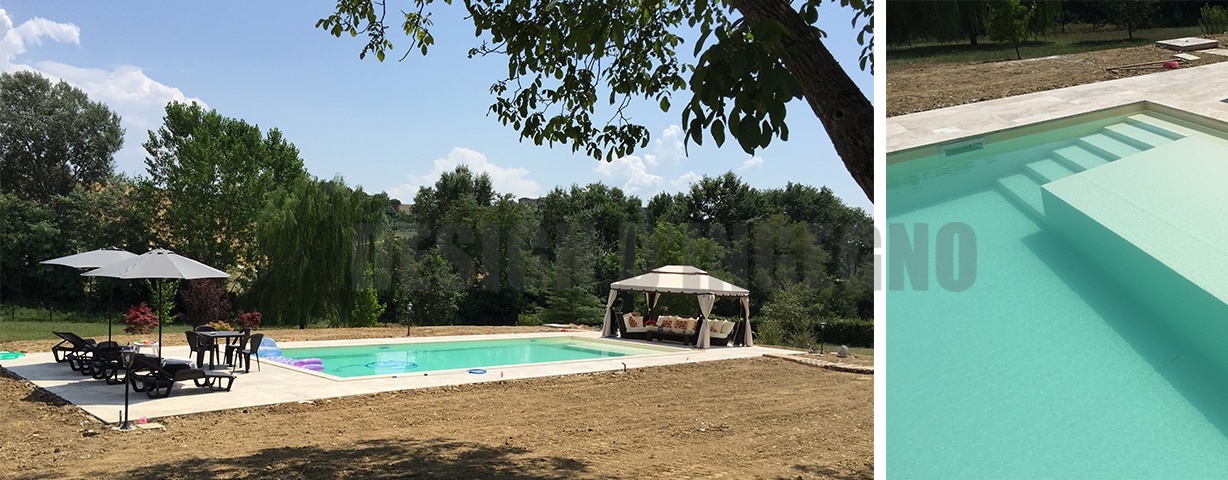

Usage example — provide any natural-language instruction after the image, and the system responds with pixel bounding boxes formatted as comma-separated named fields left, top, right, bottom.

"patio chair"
left=127, top=354, right=235, bottom=398
left=185, top=331, right=219, bottom=368
left=224, top=329, right=251, bottom=366
left=232, top=333, right=263, bottom=373
left=194, top=325, right=216, bottom=332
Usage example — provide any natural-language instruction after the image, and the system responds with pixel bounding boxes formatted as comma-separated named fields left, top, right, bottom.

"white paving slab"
left=888, top=61, right=1228, bottom=155
left=1, top=331, right=792, bottom=423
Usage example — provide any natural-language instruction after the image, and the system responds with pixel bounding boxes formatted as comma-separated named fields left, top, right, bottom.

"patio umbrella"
left=83, top=249, right=229, bottom=358
left=40, top=248, right=138, bottom=342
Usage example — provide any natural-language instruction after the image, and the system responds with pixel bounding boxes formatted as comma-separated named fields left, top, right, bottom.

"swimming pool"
left=277, top=336, right=675, bottom=379
left=888, top=104, right=1228, bottom=478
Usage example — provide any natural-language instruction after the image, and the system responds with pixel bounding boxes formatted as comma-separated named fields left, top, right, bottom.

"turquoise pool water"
left=888, top=109, right=1228, bottom=478
left=279, top=337, right=670, bottom=378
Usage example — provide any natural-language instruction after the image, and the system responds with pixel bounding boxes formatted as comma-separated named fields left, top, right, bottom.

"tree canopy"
left=317, top=0, right=874, bottom=200
left=144, top=102, right=308, bottom=271
left=0, top=71, right=123, bottom=203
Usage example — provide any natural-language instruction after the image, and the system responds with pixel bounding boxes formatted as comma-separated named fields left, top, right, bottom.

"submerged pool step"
left=1103, top=123, right=1177, bottom=149
left=1023, top=158, right=1078, bottom=184
left=1051, top=145, right=1110, bottom=172
left=994, top=173, right=1044, bottom=220
left=1076, top=133, right=1143, bottom=160
left=1126, top=114, right=1197, bottom=139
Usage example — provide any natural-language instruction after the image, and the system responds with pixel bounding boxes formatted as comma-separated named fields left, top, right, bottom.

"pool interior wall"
left=887, top=106, right=1228, bottom=478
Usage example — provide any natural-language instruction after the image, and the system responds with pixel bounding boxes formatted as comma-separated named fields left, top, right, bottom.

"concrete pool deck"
left=887, top=61, right=1228, bottom=155
left=0, top=331, right=795, bottom=424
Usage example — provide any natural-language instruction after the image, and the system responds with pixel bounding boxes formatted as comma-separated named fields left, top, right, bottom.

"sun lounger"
left=126, top=354, right=235, bottom=398
left=52, top=331, right=121, bottom=375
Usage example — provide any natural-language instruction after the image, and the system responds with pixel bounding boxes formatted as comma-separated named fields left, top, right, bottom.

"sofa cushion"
left=721, top=320, right=735, bottom=335
left=677, top=318, right=695, bottom=333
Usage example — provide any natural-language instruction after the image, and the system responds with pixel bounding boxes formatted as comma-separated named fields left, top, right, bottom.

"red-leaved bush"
left=124, top=303, right=159, bottom=335
left=235, top=310, right=262, bottom=330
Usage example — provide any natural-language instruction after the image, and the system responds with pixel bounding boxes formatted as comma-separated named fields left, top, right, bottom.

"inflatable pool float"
left=0, top=351, right=24, bottom=360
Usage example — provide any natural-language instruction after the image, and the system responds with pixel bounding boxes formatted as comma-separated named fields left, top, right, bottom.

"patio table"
left=196, top=330, right=245, bottom=369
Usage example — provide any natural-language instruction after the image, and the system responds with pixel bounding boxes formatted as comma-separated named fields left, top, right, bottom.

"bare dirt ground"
left=0, top=326, right=872, bottom=479
left=888, top=36, right=1228, bottom=117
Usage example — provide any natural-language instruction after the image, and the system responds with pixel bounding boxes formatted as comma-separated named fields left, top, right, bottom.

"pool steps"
left=993, top=118, right=1185, bottom=221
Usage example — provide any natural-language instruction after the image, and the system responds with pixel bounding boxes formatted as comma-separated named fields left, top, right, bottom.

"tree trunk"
left=734, top=0, right=874, bottom=202
left=1015, top=45, right=1021, bottom=60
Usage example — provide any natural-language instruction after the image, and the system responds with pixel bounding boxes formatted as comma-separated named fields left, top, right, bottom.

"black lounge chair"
left=51, top=331, right=95, bottom=363
left=126, top=354, right=235, bottom=398
left=52, top=332, right=120, bottom=375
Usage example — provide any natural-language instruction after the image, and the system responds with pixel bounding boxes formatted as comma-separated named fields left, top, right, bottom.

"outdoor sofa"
left=617, top=313, right=736, bottom=346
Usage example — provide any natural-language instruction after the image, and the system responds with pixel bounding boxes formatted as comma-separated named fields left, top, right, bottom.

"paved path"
left=2, top=332, right=792, bottom=423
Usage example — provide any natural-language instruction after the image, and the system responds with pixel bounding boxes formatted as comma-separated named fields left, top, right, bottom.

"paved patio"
left=888, top=61, right=1228, bottom=155
left=1, top=331, right=792, bottom=423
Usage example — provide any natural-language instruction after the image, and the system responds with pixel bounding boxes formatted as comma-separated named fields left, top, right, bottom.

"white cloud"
left=387, top=147, right=540, bottom=202
left=643, top=124, right=684, bottom=166
left=594, top=155, right=663, bottom=194
left=0, top=9, right=206, bottom=174
left=672, top=171, right=701, bottom=191
left=740, top=156, right=764, bottom=170
left=0, top=12, right=79, bottom=71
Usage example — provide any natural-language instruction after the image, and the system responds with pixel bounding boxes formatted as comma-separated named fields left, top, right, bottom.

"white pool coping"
left=887, top=61, right=1228, bottom=155
left=1, top=331, right=794, bottom=423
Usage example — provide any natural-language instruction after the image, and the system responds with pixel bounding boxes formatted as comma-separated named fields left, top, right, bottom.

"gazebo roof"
left=609, top=265, right=749, bottom=297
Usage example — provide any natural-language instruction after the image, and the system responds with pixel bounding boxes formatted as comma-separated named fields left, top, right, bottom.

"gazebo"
left=601, top=265, right=752, bottom=348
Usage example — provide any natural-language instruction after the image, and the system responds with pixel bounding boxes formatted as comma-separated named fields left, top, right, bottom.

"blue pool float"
left=468, top=368, right=486, bottom=374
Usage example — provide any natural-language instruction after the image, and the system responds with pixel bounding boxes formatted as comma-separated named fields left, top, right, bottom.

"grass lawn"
left=0, top=319, right=193, bottom=344
left=888, top=26, right=1206, bottom=65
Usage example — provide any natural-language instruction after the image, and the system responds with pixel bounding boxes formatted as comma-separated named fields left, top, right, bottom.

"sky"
left=0, top=1, right=872, bottom=211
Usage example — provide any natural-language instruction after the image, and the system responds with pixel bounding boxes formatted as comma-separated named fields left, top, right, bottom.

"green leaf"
left=712, top=119, right=725, bottom=147
left=659, top=96, right=670, bottom=112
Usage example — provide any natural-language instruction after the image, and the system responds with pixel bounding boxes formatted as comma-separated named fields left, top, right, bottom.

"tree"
left=250, top=177, right=385, bottom=328
left=680, top=172, right=764, bottom=237
left=986, top=0, right=1035, bottom=60
left=144, top=102, right=307, bottom=272
left=404, top=249, right=464, bottom=326
left=0, top=71, right=123, bottom=203
left=1107, top=0, right=1158, bottom=40
left=351, top=266, right=387, bottom=327
left=317, top=0, right=875, bottom=201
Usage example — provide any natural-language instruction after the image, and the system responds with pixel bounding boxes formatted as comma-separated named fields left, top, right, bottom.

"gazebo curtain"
left=601, top=290, right=619, bottom=337
left=695, top=294, right=715, bottom=349
left=739, top=296, right=753, bottom=347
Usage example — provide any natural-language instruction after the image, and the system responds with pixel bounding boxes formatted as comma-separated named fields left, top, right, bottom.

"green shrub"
left=350, top=267, right=386, bottom=327
left=517, top=312, right=541, bottom=326
left=814, top=317, right=873, bottom=348
left=755, top=317, right=786, bottom=346
left=1201, top=4, right=1228, bottom=34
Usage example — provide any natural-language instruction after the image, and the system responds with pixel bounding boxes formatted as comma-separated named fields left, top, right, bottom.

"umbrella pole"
left=107, top=281, right=113, bottom=343
left=157, top=280, right=163, bottom=360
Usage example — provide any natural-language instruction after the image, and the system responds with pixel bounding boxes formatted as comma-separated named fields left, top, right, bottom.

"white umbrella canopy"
left=83, top=249, right=229, bottom=357
left=40, top=248, right=138, bottom=342
left=40, top=248, right=137, bottom=269
left=83, top=249, right=230, bottom=280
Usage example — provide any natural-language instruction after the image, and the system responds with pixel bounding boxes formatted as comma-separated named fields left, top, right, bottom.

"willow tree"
left=252, top=177, right=386, bottom=328
left=317, top=0, right=874, bottom=200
